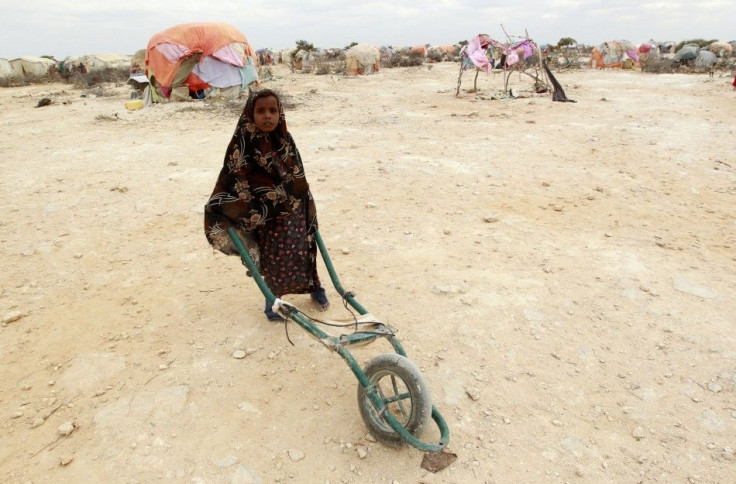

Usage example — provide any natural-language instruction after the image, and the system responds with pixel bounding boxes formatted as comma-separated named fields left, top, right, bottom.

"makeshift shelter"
left=674, top=44, right=699, bottom=62
left=707, top=41, right=733, bottom=57
left=130, top=49, right=146, bottom=74
left=455, top=33, right=567, bottom=102
left=292, top=49, right=324, bottom=70
left=80, top=54, right=131, bottom=72
left=0, top=58, right=12, bottom=79
left=638, top=40, right=659, bottom=60
left=9, top=56, right=56, bottom=77
left=145, top=22, right=258, bottom=101
left=256, top=48, right=276, bottom=65
left=658, top=41, right=676, bottom=54
left=590, top=41, right=639, bottom=69
left=345, top=43, right=381, bottom=75
left=280, top=48, right=294, bottom=65
left=694, top=51, right=717, bottom=70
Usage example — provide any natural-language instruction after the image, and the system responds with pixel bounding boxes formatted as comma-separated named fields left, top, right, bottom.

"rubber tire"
left=357, top=353, right=432, bottom=447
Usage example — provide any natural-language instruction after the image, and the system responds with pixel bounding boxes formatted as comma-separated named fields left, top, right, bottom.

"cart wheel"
left=357, top=353, right=432, bottom=447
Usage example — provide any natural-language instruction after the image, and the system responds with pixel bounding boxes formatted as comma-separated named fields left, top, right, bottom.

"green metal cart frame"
left=227, top=227, right=450, bottom=453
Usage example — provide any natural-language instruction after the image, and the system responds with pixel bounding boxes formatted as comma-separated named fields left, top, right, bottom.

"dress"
left=204, top=95, right=321, bottom=296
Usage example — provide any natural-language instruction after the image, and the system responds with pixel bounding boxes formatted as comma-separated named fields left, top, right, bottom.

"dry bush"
left=427, top=51, right=443, bottom=62
left=0, top=71, right=62, bottom=88
left=332, top=62, right=346, bottom=75
left=549, top=51, right=583, bottom=71
left=72, top=67, right=129, bottom=89
left=94, top=113, right=119, bottom=122
left=641, top=57, right=674, bottom=73
left=314, top=62, right=331, bottom=75
left=398, top=56, right=425, bottom=67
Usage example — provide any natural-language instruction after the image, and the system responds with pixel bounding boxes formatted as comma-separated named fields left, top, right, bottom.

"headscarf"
left=204, top=89, right=317, bottom=258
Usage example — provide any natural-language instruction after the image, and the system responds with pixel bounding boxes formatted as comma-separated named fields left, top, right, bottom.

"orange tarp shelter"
left=146, top=22, right=258, bottom=97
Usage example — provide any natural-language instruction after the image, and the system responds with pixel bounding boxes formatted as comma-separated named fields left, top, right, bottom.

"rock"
left=483, top=215, right=499, bottom=223
left=10, top=411, right=23, bottom=419
left=59, top=455, right=74, bottom=466
left=31, top=418, right=45, bottom=428
left=698, top=409, right=724, bottom=433
left=341, top=248, right=350, bottom=255
left=356, top=446, right=368, bottom=459
left=723, top=446, right=735, bottom=460
left=707, top=382, right=722, bottom=393
left=421, top=451, right=458, bottom=472
left=57, top=421, right=77, bottom=437
left=365, top=433, right=376, bottom=443
left=232, top=350, right=246, bottom=359
left=632, top=426, right=646, bottom=440
left=2, top=310, right=24, bottom=324
left=465, top=387, right=481, bottom=401
left=287, top=449, right=305, bottom=462
left=365, top=202, right=377, bottom=208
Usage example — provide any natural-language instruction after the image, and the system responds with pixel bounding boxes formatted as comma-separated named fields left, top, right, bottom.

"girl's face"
left=253, top=95, right=280, bottom=132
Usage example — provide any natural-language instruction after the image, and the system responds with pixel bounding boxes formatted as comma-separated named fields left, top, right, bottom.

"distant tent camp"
left=344, top=43, right=381, bottom=75
left=145, top=22, right=258, bottom=101
left=0, top=58, right=12, bottom=79
left=590, top=41, right=639, bottom=69
left=9, top=56, right=56, bottom=77
left=80, top=53, right=131, bottom=72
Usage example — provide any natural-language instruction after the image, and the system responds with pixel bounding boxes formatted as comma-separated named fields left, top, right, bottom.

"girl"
left=204, top=89, right=329, bottom=321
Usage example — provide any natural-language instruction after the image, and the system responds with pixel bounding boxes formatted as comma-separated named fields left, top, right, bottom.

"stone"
left=632, top=426, right=646, bottom=439
left=232, top=350, right=246, bottom=359
left=57, top=421, right=77, bottom=437
left=465, top=387, right=481, bottom=401
left=356, top=446, right=368, bottom=459
left=287, top=449, right=305, bottom=462
left=2, top=310, right=24, bottom=324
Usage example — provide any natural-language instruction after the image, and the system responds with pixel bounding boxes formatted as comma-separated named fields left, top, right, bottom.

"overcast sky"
left=1, top=1, right=734, bottom=59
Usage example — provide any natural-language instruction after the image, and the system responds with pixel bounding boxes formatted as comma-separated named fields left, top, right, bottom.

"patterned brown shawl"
left=204, top=90, right=318, bottom=263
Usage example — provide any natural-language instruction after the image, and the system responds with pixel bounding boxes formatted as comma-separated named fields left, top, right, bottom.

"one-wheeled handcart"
left=227, top=227, right=450, bottom=452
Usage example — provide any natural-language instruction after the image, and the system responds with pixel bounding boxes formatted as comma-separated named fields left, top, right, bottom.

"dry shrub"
left=427, top=51, right=443, bottom=62
left=398, top=56, right=425, bottom=67
left=549, top=51, right=583, bottom=71
left=94, top=113, right=119, bottom=122
left=641, top=57, right=674, bottom=73
left=73, top=67, right=129, bottom=89
left=314, top=62, right=331, bottom=75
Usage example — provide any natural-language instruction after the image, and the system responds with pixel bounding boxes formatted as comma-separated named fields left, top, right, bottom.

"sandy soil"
left=1, top=63, right=735, bottom=483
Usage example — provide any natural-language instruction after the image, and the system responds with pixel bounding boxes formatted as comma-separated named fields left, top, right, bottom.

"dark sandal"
left=264, top=299, right=285, bottom=322
left=310, top=288, right=330, bottom=311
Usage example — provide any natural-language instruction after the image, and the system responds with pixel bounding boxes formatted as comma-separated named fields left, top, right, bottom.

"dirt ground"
left=1, top=63, right=735, bottom=483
